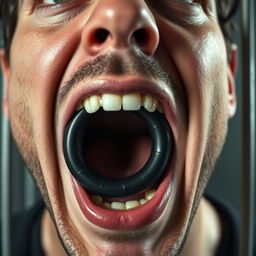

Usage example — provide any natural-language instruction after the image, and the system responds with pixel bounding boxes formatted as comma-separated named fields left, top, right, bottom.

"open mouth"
left=63, top=92, right=176, bottom=230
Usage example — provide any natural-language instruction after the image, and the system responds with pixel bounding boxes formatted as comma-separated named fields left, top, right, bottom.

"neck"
left=41, top=209, right=66, bottom=256
left=180, top=197, right=222, bottom=256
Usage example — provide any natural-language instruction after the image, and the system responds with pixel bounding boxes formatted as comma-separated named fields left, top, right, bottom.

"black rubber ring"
left=64, top=108, right=172, bottom=197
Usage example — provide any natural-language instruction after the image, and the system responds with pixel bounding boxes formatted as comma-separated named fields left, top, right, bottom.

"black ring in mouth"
left=64, top=108, right=173, bottom=198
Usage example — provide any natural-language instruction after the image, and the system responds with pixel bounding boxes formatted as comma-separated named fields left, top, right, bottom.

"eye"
left=179, top=0, right=203, bottom=3
left=42, top=0, right=71, bottom=4
left=163, top=0, right=199, bottom=4
left=34, top=0, right=87, bottom=24
left=178, top=0, right=204, bottom=6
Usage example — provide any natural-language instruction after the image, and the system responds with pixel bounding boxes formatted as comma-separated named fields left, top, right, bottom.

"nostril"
left=95, top=29, right=110, bottom=43
left=133, top=28, right=148, bottom=45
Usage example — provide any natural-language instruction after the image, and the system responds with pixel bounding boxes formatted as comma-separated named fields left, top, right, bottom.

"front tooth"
left=125, top=200, right=140, bottom=209
left=102, top=94, right=122, bottom=111
left=145, top=189, right=156, bottom=200
left=122, top=93, right=141, bottom=111
left=143, top=95, right=158, bottom=112
left=84, top=98, right=91, bottom=113
left=111, top=202, right=125, bottom=210
left=89, top=95, right=101, bottom=113
left=90, top=195, right=103, bottom=205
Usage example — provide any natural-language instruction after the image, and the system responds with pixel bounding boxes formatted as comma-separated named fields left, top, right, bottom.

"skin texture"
left=1, top=0, right=237, bottom=255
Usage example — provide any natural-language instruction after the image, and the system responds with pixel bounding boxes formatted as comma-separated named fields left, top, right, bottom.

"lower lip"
left=71, top=155, right=175, bottom=230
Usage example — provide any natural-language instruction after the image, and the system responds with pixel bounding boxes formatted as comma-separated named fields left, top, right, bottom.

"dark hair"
left=0, top=0, right=18, bottom=58
left=0, top=0, right=239, bottom=61
left=216, top=0, right=239, bottom=60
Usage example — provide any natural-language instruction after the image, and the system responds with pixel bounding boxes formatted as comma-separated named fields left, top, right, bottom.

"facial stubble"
left=8, top=51, right=228, bottom=256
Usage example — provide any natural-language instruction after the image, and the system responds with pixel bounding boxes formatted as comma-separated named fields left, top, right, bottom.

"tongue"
left=84, top=111, right=152, bottom=179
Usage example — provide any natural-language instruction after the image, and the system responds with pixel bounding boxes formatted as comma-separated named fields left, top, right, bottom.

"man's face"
left=2, top=0, right=236, bottom=254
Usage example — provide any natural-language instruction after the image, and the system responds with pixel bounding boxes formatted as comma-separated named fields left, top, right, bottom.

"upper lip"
left=60, top=76, right=178, bottom=142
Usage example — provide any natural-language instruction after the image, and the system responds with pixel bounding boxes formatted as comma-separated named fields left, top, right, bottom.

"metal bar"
left=1, top=76, right=11, bottom=256
left=24, top=167, right=38, bottom=209
left=240, top=0, right=255, bottom=255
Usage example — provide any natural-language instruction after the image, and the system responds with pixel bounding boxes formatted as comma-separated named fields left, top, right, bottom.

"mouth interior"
left=84, top=111, right=152, bottom=179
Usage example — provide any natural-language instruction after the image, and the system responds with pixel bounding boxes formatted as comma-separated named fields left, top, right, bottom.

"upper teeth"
left=76, top=93, right=163, bottom=113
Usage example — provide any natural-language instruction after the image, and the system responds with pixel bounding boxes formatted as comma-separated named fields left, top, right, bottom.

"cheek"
left=198, top=32, right=229, bottom=120
left=192, top=33, right=229, bottom=158
left=156, top=15, right=228, bottom=92
left=7, top=72, right=38, bottom=178
left=8, top=24, right=77, bottom=133
left=9, top=28, right=43, bottom=112
left=174, top=28, right=229, bottom=118
left=8, top=32, right=36, bottom=138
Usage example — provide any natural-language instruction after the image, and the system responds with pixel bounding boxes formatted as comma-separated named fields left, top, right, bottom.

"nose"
left=81, top=0, right=159, bottom=56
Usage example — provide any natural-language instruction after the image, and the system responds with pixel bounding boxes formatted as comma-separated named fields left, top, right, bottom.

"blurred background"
left=0, top=6, right=254, bottom=228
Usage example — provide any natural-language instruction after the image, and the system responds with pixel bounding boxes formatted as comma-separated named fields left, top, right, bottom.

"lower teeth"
left=90, top=188, right=156, bottom=210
